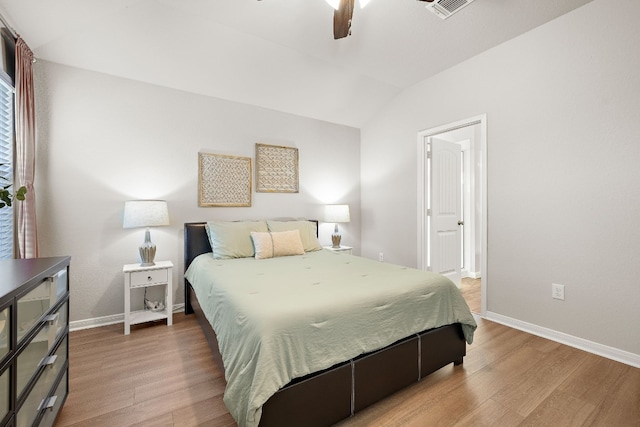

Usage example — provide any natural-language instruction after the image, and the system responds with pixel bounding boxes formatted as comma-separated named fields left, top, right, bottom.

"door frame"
left=459, top=138, right=478, bottom=279
left=417, top=114, right=488, bottom=316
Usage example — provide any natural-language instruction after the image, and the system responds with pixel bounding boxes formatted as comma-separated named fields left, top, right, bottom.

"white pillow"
left=206, top=221, right=269, bottom=259
left=250, top=230, right=305, bottom=259
left=266, top=220, right=322, bottom=252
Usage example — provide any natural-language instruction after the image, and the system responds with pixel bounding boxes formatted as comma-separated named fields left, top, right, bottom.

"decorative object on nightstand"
left=324, top=204, right=350, bottom=248
left=123, top=261, right=173, bottom=335
left=123, top=200, right=170, bottom=266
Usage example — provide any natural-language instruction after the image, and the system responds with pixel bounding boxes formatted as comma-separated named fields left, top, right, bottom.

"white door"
left=429, top=137, right=462, bottom=286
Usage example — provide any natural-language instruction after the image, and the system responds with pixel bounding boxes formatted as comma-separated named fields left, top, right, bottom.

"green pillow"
left=205, top=221, right=268, bottom=259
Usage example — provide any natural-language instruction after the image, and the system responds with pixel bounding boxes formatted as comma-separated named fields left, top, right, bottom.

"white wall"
left=361, top=0, right=640, bottom=359
left=33, top=61, right=360, bottom=324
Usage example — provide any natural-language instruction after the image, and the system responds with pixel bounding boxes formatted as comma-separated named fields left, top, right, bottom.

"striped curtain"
left=15, top=37, right=38, bottom=258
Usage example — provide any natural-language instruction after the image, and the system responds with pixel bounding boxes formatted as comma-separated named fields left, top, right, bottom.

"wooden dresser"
left=0, top=257, right=70, bottom=427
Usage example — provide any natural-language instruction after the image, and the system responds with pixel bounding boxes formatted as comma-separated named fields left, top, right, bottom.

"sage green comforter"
left=185, top=250, right=476, bottom=427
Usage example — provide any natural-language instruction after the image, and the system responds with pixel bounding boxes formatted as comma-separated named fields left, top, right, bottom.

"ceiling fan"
left=329, top=0, right=434, bottom=39
left=259, top=0, right=438, bottom=40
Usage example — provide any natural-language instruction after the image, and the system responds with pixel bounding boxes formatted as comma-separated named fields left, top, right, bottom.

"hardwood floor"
left=460, top=277, right=481, bottom=314
left=55, top=316, right=235, bottom=427
left=56, top=314, right=639, bottom=427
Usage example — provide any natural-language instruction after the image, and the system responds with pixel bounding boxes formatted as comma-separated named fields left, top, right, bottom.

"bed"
left=183, top=220, right=476, bottom=427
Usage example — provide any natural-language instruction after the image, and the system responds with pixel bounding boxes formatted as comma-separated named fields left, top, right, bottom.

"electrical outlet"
left=552, top=283, right=565, bottom=300
left=378, top=252, right=384, bottom=262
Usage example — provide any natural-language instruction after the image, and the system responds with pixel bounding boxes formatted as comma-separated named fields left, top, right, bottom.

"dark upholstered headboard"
left=183, top=220, right=319, bottom=313
left=183, top=222, right=211, bottom=272
left=184, top=222, right=209, bottom=314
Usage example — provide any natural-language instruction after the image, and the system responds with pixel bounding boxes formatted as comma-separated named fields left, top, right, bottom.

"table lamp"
left=324, top=204, right=350, bottom=248
left=123, top=200, right=170, bottom=266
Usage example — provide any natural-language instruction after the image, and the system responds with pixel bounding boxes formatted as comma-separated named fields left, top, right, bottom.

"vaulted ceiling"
left=0, top=0, right=592, bottom=127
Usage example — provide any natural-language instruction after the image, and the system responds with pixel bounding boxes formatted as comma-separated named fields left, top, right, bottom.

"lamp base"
left=331, top=234, right=342, bottom=248
left=139, top=229, right=157, bottom=266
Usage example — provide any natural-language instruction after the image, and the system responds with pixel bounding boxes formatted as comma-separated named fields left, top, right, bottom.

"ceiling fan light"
left=325, top=0, right=340, bottom=10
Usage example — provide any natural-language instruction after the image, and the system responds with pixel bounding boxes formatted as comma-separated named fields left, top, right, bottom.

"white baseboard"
left=69, top=304, right=185, bottom=332
left=485, top=311, right=640, bottom=368
left=461, top=270, right=481, bottom=279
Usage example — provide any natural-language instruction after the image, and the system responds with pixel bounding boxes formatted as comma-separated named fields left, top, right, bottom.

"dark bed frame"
left=183, top=221, right=467, bottom=427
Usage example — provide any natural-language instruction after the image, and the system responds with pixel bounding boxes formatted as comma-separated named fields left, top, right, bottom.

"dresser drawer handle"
left=147, top=276, right=153, bottom=282
left=37, top=395, right=57, bottom=412
left=41, top=355, right=58, bottom=368
left=44, top=313, right=59, bottom=325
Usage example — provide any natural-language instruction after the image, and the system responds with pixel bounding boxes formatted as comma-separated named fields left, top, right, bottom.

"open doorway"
left=417, top=115, right=487, bottom=316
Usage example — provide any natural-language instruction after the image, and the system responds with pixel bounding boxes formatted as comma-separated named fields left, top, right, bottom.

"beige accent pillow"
left=250, top=230, right=305, bottom=259
left=266, top=220, right=322, bottom=252
left=206, top=221, right=269, bottom=259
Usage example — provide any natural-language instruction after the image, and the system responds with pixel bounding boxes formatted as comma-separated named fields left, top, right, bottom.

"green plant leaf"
left=0, top=183, right=27, bottom=209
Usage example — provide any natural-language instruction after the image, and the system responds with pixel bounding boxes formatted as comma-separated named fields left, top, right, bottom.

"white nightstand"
left=324, top=246, right=353, bottom=255
left=123, top=260, right=173, bottom=335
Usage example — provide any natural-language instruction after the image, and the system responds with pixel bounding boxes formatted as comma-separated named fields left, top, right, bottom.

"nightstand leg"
left=124, top=275, right=130, bottom=335
left=166, top=271, right=173, bottom=326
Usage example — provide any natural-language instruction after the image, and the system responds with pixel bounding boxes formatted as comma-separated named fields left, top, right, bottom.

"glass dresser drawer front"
left=55, top=301, right=69, bottom=339
left=16, top=268, right=68, bottom=345
left=53, top=268, right=68, bottom=302
left=38, top=371, right=68, bottom=427
left=16, top=301, right=68, bottom=398
left=17, top=279, right=53, bottom=343
left=35, top=335, right=68, bottom=401
left=0, top=366, right=9, bottom=422
left=0, top=306, right=9, bottom=359
left=16, top=348, right=67, bottom=427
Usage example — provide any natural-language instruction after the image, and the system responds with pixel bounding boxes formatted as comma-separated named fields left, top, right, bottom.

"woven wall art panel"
left=255, top=143, right=299, bottom=193
left=198, top=152, right=252, bottom=207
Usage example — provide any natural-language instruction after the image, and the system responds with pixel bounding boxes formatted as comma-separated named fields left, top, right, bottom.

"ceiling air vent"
left=424, top=0, right=476, bottom=20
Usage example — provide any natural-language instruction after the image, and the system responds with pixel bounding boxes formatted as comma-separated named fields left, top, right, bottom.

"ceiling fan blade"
left=333, top=0, right=354, bottom=39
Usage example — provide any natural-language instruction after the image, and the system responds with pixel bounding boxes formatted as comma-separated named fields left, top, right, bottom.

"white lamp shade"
left=123, top=200, right=170, bottom=228
left=324, top=204, right=350, bottom=223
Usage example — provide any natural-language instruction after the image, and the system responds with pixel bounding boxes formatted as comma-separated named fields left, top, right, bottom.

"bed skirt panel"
left=353, top=334, right=419, bottom=412
left=260, top=362, right=352, bottom=427
left=420, top=323, right=466, bottom=378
